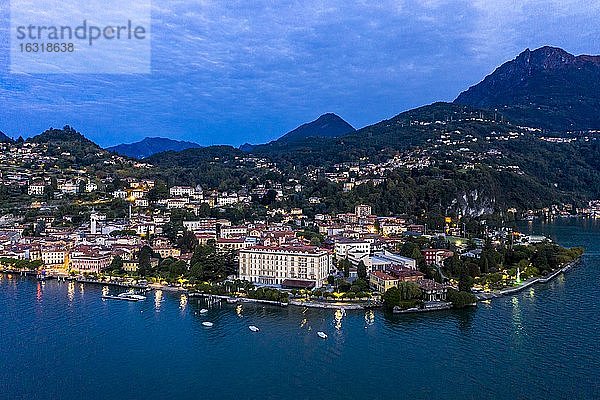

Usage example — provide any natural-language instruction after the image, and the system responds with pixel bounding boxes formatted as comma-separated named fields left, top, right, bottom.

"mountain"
left=245, top=101, right=600, bottom=213
left=28, top=125, right=98, bottom=146
left=107, top=137, right=202, bottom=159
left=0, top=131, right=12, bottom=143
left=26, top=125, right=110, bottom=167
left=274, top=113, right=355, bottom=144
left=455, top=46, right=600, bottom=131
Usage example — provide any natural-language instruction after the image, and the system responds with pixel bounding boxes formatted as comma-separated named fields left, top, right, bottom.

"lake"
left=1, top=218, right=599, bottom=400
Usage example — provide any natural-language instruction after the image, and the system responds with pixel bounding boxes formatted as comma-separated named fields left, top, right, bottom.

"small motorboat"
left=248, top=325, right=259, bottom=332
left=317, top=331, right=328, bottom=339
left=199, top=308, right=209, bottom=314
left=118, top=292, right=146, bottom=301
left=202, top=321, right=214, bottom=327
left=102, top=294, right=138, bottom=302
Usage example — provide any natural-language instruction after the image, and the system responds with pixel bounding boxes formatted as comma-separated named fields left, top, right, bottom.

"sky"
left=1, top=0, right=599, bottom=147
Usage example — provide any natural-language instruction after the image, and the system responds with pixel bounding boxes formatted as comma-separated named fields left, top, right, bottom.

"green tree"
left=109, top=255, right=124, bottom=274
left=338, top=258, right=351, bottom=278
left=357, top=261, right=367, bottom=280
left=138, top=245, right=154, bottom=276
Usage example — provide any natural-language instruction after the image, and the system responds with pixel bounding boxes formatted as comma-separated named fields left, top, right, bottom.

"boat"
left=118, top=292, right=146, bottom=301
left=226, top=298, right=238, bottom=304
left=317, top=331, right=328, bottom=339
left=199, top=308, right=209, bottom=314
left=248, top=325, right=259, bottom=332
left=202, top=321, right=214, bottom=327
left=102, top=294, right=139, bottom=302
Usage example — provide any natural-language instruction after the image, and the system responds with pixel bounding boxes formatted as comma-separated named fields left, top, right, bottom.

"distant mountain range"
left=107, top=137, right=202, bottom=159
left=0, top=131, right=12, bottom=143
left=5, top=46, right=600, bottom=214
left=455, top=46, right=600, bottom=131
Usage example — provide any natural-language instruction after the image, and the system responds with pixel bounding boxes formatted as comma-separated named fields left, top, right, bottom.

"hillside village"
left=0, top=131, right=589, bottom=310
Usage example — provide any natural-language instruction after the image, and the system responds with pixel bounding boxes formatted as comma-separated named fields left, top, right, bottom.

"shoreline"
left=2, top=255, right=583, bottom=311
left=475, top=257, right=581, bottom=301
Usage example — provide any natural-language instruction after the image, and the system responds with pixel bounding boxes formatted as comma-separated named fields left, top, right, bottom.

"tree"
left=138, top=245, right=154, bottom=276
left=338, top=258, right=351, bottom=278
left=177, top=229, right=198, bottom=253
left=189, top=244, right=227, bottom=282
left=447, top=289, right=477, bottom=309
left=458, top=264, right=474, bottom=292
left=109, top=256, right=124, bottom=274
left=260, top=189, right=278, bottom=206
left=357, top=261, right=367, bottom=280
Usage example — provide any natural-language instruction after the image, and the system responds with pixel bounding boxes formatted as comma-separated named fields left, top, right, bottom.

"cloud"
left=0, top=0, right=598, bottom=146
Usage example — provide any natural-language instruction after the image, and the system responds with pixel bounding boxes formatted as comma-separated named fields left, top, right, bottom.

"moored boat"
left=249, top=325, right=259, bottom=332
left=317, top=331, right=327, bottom=339
left=202, top=321, right=214, bottom=327
left=102, top=294, right=139, bottom=302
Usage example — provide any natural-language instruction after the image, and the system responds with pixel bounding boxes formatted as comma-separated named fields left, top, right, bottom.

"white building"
left=355, top=204, right=372, bottom=218
left=28, top=184, right=45, bottom=196
left=238, top=245, right=331, bottom=288
left=170, top=186, right=195, bottom=197
left=41, top=248, right=67, bottom=266
left=334, top=238, right=371, bottom=260
left=367, top=250, right=417, bottom=271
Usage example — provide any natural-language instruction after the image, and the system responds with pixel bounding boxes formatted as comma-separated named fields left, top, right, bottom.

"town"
left=0, top=135, right=586, bottom=312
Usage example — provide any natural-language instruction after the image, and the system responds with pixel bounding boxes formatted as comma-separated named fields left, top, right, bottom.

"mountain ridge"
left=107, top=137, right=202, bottom=159
left=455, top=46, right=600, bottom=131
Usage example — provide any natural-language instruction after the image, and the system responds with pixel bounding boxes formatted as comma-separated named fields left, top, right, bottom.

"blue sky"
left=1, top=0, right=599, bottom=147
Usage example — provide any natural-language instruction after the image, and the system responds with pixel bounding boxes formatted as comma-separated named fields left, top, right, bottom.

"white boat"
left=199, top=308, right=209, bottom=314
left=118, top=292, right=146, bottom=301
left=317, top=331, right=328, bottom=339
left=202, top=321, right=214, bottom=327
left=102, top=294, right=138, bottom=302
left=248, top=325, right=259, bottom=332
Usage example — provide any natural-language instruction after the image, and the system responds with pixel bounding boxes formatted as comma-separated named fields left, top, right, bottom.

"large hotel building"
left=238, top=245, right=331, bottom=288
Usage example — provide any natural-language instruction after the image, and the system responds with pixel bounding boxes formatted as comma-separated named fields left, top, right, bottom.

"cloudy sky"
left=0, top=0, right=599, bottom=147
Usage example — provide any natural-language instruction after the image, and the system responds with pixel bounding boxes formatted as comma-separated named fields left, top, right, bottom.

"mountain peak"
left=28, top=125, right=97, bottom=146
left=454, top=46, right=600, bottom=130
left=275, top=113, right=355, bottom=144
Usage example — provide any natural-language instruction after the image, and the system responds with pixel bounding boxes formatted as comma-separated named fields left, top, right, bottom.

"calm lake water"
left=1, top=219, right=599, bottom=400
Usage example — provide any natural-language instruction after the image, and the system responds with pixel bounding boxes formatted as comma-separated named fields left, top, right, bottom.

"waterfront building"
left=238, top=245, right=331, bottom=288
left=369, top=270, right=398, bottom=293
left=70, top=249, right=111, bottom=274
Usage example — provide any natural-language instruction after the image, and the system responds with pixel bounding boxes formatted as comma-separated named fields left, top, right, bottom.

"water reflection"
left=235, top=304, right=243, bottom=317
left=179, top=294, right=188, bottom=311
left=102, top=286, right=109, bottom=296
left=334, top=309, right=344, bottom=331
left=79, top=283, right=85, bottom=296
left=67, top=281, right=75, bottom=303
left=155, top=290, right=163, bottom=312
left=455, top=308, right=475, bottom=333
left=36, top=281, right=43, bottom=302
left=511, top=296, right=523, bottom=337
left=364, top=310, right=375, bottom=327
